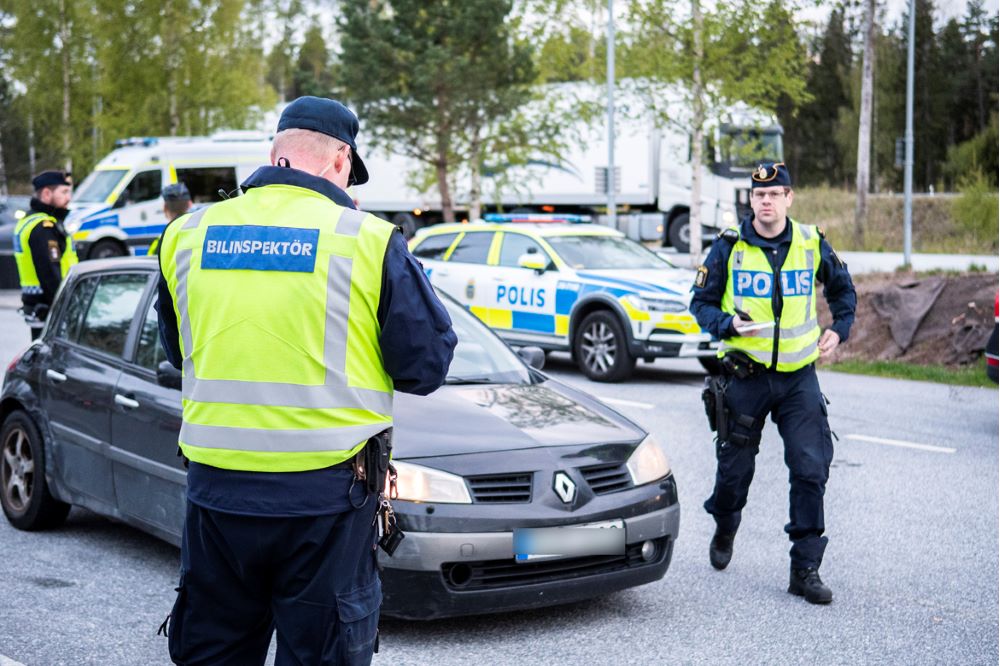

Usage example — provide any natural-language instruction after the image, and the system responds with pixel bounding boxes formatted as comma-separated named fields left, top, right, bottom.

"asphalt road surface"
left=1, top=306, right=997, bottom=666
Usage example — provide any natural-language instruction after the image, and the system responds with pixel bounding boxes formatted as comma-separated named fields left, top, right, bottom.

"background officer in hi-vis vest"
left=156, top=96, right=457, bottom=664
left=690, top=162, right=856, bottom=605
left=12, top=170, right=78, bottom=339
left=148, top=183, right=193, bottom=256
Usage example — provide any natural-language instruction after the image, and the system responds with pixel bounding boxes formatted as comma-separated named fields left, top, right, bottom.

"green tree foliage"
left=0, top=0, right=276, bottom=183
left=293, top=24, right=334, bottom=98
left=338, top=0, right=538, bottom=223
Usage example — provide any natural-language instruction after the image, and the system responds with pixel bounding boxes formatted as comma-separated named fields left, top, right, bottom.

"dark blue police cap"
left=32, top=170, right=72, bottom=190
left=751, top=162, right=791, bottom=188
left=162, top=182, right=191, bottom=201
left=277, top=96, right=369, bottom=187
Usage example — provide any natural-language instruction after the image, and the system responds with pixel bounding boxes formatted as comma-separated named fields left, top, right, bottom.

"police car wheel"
left=89, top=239, right=126, bottom=260
left=0, top=411, right=70, bottom=531
left=574, top=311, right=635, bottom=382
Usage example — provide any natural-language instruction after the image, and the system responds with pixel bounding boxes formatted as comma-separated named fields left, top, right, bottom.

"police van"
left=409, top=214, right=719, bottom=382
left=66, top=133, right=271, bottom=259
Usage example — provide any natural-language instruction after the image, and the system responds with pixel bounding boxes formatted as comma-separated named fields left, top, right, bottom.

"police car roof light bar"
left=113, top=137, right=160, bottom=148
left=483, top=213, right=592, bottom=224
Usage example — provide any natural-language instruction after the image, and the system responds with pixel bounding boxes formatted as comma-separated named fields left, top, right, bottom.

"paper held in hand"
left=736, top=321, right=776, bottom=334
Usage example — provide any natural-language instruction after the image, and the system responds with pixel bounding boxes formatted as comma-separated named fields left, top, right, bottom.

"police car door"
left=113, top=168, right=165, bottom=254
left=435, top=231, right=495, bottom=312
left=489, top=231, right=559, bottom=343
left=411, top=230, right=460, bottom=288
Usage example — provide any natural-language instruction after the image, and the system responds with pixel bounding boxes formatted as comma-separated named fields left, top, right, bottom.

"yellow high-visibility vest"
left=13, top=213, right=78, bottom=295
left=719, top=220, right=821, bottom=372
left=159, top=185, right=396, bottom=472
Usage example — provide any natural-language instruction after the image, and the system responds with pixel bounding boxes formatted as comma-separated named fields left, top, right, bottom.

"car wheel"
left=391, top=212, right=419, bottom=239
left=668, top=213, right=690, bottom=254
left=1, top=411, right=70, bottom=530
left=574, top=311, right=636, bottom=382
left=699, top=356, right=724, bottom=375
left=89, top=239, right=126, bottom=260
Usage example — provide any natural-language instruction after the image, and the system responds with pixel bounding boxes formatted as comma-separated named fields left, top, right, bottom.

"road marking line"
left=597, top=396, right=655, bottom=410
left=1, top=655, right=27, bottom=666
left=845, top=434, right=956, bottom=454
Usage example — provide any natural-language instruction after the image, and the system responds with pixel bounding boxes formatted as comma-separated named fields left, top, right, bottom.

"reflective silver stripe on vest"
left=181, top=421, right=389, bottom=452
left=337, top=208, right=367, bottom=237
left=781, top=250, right=818, bottom=338
left=174, top=207, right=392, bottom=414
left=182, top=207, right=209, bottom=230
left=777, top=341, right=818, bottom=365
left=732, top=249, right=745, bottom=311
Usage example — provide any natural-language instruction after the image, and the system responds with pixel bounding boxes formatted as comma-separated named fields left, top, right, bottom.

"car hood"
left=575, top=268, right=693, bottom=301
left=393, top=379, right=644, bottom=459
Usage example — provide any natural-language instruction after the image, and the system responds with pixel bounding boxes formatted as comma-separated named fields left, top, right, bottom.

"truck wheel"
left=88, top=239, right=126, bottom=260
left=668, top=213, right=690, bottom=253
left=391, top=213, right=419, bottom=239
left=574, top=311, right=636, bottom=382
left=1, top=411, right=70, bottom=531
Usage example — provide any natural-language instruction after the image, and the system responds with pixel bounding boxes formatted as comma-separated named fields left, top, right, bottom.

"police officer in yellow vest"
left=690, top=162, right=856, bottom=605
left=156, top=96, right=457, bottom=664
left=13, top=170, right=78, bottom=339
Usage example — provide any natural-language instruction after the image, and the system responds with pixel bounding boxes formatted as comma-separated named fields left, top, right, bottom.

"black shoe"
left=709, top=531, right=735, bottom=570
left=788, top=567, right=833, bottom=604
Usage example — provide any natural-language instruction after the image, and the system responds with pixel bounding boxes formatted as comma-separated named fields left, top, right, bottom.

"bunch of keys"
left=375, top=464, right=404, bottom=556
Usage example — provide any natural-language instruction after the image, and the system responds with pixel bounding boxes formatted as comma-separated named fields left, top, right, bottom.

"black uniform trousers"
left=703, top=363, right=834, bottom=569
left=167, top=497, right=381, bottom=666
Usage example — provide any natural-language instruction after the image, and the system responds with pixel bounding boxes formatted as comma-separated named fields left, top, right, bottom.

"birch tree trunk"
left=854, top=0, right=876, bottom=247
left=59, top=0, right=72, bottom=173
left=0, top=127, right=8, bottom=197
left=688, top=0, right=705, bottom=265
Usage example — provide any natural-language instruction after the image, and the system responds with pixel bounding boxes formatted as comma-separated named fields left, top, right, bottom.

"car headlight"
left=626, top=435, right=671, bottom=486
left=65, top=218, right=81, bottom=234
left=624, top=294, right=687, bottom=313
left=722, top=210, right=737, bottom=225
left=391, top=460, right=472, bottom=504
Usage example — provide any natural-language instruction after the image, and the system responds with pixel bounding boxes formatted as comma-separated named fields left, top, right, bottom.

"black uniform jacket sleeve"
left=27, top=223, right=65, bottom=305
left=376, top=229, right=457, bottom=395
left=816, top=239, right=856, bottom=342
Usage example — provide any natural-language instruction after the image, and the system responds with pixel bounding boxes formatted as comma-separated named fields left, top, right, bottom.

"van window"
left=176, top=167, right=238, bottom=203
left=412, top=233, right=458, bottom=260
left=74, top=169, right=128, bottom=204
left=116, top=170, right=162, bottom=207
left=447, top=232, right=493, bottom=265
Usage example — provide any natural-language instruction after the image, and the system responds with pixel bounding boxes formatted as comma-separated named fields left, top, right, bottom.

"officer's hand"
left=818, top=329, right=841, bottom=357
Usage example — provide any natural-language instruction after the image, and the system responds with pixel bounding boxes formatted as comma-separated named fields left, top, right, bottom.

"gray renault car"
left=0, top=258, right=680, bottom=620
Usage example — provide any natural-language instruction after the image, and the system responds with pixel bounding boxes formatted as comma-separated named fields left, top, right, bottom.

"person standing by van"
left=148, top=183, right=192, bottom=255
left=12, top=170, right=78, bottom=339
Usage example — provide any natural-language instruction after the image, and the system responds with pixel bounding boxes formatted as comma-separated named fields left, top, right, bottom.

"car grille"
left=466, top=473, right=533, bottom=503
left=579, top=462, right=632, bottom=495
left=441, top=537, right=670, bottom=591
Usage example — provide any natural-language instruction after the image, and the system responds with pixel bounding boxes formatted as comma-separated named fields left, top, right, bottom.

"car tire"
left=88, top=239, right=126, bottom=260
left=391, top=212, right=419, bottom=239
left=574, top=311, right=636, bottom=382
left=668, top=213, right=690, bottom=253
left=1, top=411, right=70, bottom=531
left=699, top=356, right=724, bottom=375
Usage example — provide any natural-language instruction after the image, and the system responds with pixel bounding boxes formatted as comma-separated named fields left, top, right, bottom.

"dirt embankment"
left=818, top=272, right=998, bottom=367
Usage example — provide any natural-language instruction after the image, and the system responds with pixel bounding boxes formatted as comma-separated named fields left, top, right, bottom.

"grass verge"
left=823, top=358, right=996, bottom=387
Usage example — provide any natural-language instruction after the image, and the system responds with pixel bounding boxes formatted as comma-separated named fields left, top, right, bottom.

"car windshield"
left=440, top=291, right=533, bottom=385
left=719, top=129, right=783, bottom=169
left=545, top=235, right=672, bottom=270
left=73, top=169, right=128, bottom=204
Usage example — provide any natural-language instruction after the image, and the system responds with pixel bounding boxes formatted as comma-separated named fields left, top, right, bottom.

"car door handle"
left=436, top=269, right=449, bottom=277
left=114, top=394, right=140, bottom=410
left=46, top=369, right=67, bottom=384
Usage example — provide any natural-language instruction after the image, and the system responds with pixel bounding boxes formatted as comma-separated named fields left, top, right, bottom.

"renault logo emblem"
left=553, top=472, right=576, bottom=504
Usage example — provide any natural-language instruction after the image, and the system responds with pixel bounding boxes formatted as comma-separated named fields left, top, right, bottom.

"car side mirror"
left=157, top=360, right=182, bottom=390
left=517, top=253, right=547, bottom=273
left=516, top=346, right=545, bottom=370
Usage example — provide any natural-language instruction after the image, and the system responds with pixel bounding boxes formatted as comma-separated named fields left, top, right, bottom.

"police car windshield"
left=73, top=169, right=128, bottom=204
left=439, top=291, right=533, bottom=385
left=546, top=235, right=671, bottom=270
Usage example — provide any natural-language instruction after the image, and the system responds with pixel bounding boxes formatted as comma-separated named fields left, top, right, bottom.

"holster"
left=362, top=428, right=393, bottom=495
left=720, top=351, right=766, bottom=379
left=701, top=375, right=729, bottom=443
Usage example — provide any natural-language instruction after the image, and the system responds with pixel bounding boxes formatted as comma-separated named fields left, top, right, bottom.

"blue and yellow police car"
left=410, top=214, right=720, bottom=381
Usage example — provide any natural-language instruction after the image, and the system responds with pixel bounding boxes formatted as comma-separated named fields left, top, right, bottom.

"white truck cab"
left=67, top=133, right=271, bottom=259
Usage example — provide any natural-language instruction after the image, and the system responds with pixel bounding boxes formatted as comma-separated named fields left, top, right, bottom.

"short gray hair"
left=271, top=128, right=347, bottom=163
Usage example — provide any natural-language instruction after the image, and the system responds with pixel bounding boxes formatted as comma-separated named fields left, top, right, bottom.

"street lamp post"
left=903, top=0, right=915, bottom=267
left=607, top=0, right=616, bottom=230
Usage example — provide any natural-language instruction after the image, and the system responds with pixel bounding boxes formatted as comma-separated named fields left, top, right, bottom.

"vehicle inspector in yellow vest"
left=13, top=170, right=78, bottom=340
left=690, top=162, right=856, bottom=606
left=156, top=96, right=457, bottom=666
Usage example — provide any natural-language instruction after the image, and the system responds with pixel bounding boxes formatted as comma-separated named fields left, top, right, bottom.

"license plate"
left=513, top=519, right=626, bottom=563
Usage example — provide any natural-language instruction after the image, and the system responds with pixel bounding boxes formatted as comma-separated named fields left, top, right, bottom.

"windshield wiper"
left=445, top=375, right=497, bottom=385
